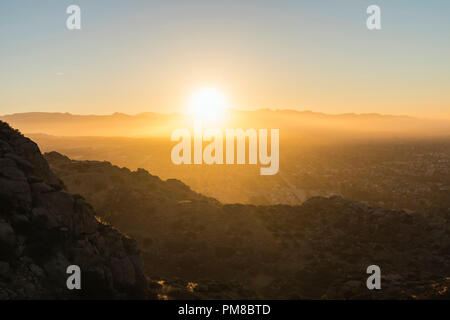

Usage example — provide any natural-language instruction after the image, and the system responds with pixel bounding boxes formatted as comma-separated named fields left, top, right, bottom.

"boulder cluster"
left=0, top=121, right=147, bottom=299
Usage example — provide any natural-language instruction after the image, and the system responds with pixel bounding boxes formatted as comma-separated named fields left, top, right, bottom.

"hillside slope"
left=0, top=121, right=147, bottom=299
left=46, top=151, right=450, bottom=299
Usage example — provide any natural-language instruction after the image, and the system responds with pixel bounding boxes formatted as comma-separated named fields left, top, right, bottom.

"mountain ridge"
left=2, top=110, right=450, bottom=139
left=0, top=109, right=430, bottom=120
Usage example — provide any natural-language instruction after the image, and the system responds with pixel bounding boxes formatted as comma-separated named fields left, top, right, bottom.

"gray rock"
left=0, top=165, right=26, bottom=181
left=29, top=264, right=45, bottom=277
left=4, top=153, right=34, bottom=171
left=110, top=257, right=136, bottom=287
left=0, top=261, right=10, bottom=275
left=0, top=222, right=16, bottom=248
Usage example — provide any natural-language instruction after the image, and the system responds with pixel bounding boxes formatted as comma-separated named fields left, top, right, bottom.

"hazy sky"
left=1, top=0, right=450, bottom=118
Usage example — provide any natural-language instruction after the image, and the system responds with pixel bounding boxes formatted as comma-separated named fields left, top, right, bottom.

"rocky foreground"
left=0, top=121, right=147, bottom=299
left=46, top=150, right=450, bottom=299
left=1, top=119, right=449, bottom=299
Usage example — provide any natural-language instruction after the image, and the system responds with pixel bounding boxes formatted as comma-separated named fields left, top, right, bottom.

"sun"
left=188, top=87, right=228, bottom=121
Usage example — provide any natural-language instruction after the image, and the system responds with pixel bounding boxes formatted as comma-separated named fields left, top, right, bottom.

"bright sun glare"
left=188, top=87, right=228, bottom=121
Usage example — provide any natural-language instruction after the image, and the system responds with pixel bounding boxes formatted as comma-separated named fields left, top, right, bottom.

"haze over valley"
left=2, top=110, right=449, bottom=212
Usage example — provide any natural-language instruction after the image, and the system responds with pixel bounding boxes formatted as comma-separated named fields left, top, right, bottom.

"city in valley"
left=170, top=120, right=279, bottom=175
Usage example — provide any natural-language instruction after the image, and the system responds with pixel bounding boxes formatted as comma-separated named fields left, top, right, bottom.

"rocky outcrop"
left=0, top=121, right=147, bottom=299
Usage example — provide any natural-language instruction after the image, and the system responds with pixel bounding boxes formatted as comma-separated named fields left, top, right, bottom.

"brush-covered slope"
left=0, top=121, right=147, bottom=299
left=46, top=151, right=450, bottom=299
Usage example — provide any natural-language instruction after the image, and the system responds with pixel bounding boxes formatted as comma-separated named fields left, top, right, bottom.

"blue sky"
left=1, top=0, right=449, bottom=117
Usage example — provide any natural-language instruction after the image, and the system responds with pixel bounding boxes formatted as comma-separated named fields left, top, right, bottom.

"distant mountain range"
left=2, top=110, right=450, bottom=138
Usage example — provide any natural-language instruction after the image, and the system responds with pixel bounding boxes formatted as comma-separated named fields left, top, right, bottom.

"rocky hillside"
left=44, top=151, right=219, bottom=232
left=0, top=121, right=147, bottom=299
left=46, top=151, right=450, bottom=299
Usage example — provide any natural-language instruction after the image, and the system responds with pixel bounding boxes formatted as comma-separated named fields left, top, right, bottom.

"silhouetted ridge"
left=0, top=121, right=147, bottom=299
left=46, top=151, right=450, bottom=299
